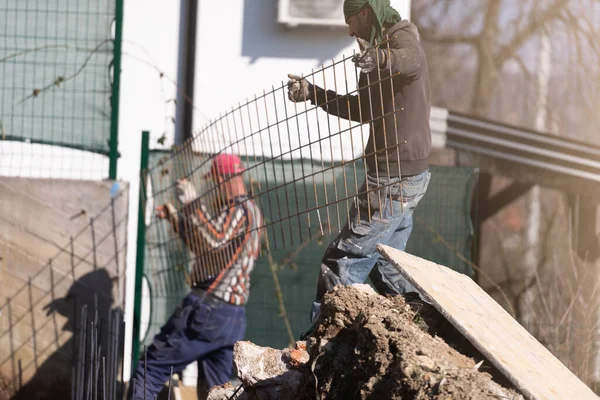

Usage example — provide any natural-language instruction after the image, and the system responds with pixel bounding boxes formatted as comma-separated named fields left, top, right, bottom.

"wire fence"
left=138, top=45, right=479, bottom=383
left=0, top=0, right=122, bottom=179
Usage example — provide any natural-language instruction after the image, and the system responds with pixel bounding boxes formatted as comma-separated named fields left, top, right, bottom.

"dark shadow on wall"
left=241, top=0, right=354, bottom=64
left=11, top=269, right=123, bottom=400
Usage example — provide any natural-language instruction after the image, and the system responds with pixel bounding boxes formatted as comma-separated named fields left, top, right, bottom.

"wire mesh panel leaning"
left=136, top=0, right=432, bottom=394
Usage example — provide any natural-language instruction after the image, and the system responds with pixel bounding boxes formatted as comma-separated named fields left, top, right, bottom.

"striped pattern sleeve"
left=208, top=200, right=263, bottom=305
left=175, top=201, right=247, bottom=255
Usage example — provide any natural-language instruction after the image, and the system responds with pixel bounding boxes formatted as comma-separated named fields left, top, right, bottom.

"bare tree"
left=414, top=0, right=600, bottom=122
left=413, top=0, right=600, bottom=389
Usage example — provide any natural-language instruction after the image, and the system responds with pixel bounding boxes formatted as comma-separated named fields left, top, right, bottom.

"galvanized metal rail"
left=429, top=107, right=600, bottom=194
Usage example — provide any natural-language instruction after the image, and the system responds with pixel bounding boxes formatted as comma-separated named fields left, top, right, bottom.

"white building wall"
left=0, top=142, right=109, bottom=179
left=119, top=0, right=181, bottom=381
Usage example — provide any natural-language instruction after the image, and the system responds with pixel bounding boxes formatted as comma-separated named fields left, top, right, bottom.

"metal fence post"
left=109, top=0, right=124, bottom=180
left=131, top=131, right=149, bottom=373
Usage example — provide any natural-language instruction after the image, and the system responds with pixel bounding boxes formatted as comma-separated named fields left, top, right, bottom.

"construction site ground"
left=207, top=284, right=523, bottom=400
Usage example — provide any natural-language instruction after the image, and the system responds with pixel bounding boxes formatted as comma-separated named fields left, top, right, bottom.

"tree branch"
left=511, top=53, right=533, bottom=81
left=419, top=28, right=477, bottom=45
left=497, top=0, right=570, bottom=64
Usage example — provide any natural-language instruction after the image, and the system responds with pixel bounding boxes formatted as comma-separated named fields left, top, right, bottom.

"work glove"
left=352, top=38, right=386, bottom=74
left=287, top=73, right=313, bottom=102
left=175, top=178, right=197, bottom=205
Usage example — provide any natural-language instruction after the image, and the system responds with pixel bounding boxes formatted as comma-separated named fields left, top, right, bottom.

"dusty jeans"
left=311, top=170, right=431, bottom=323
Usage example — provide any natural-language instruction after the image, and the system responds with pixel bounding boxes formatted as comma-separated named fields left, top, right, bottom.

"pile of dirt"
left=209, top=285, right=523, bottom=400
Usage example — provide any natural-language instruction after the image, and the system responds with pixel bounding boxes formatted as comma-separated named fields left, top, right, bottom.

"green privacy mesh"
left=1, top=0, right=117, bottom=154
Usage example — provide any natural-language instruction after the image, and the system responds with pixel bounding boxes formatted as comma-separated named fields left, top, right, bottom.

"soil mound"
left=209, top=285, right=523, bottom=400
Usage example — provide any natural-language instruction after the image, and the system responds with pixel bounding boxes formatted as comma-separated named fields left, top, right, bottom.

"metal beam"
left=443, top=110, right=600, bottom=193
left=174, top=0, right=199, bottom=145
left=479, top=182, right=532, bottom=222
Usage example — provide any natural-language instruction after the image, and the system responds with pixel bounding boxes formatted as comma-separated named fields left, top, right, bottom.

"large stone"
left=232, top=341, right=312, bottom=400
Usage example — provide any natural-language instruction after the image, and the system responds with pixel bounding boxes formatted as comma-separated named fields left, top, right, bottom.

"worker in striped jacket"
left=129, top=154, right=263, bottom=400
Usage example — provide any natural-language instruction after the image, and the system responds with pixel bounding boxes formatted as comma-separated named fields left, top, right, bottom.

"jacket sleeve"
left=385, top=40, right=421, bottom=78
left=381, top=38, right=421, bottom=79
left=310, top=85, right=372, bottom=123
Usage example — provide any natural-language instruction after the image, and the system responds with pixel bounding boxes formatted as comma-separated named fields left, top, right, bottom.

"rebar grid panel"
left=0, top=0, right=118, bottom=178
left=141, top=45, right=478, bottom=349
left=147, top=50, right=406, bottom=248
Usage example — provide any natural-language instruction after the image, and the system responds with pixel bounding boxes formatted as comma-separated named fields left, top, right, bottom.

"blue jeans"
left=312, top=170, right=431, bottom=322
left=128, top=290, right=246, bottom=400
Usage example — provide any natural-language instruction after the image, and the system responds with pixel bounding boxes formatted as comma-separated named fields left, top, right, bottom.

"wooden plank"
left=377, top=245, right=598, bottom=400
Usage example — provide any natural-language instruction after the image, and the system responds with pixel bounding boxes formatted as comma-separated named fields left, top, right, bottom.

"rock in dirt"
left=231, top=341, right=313, bottom=400
left=209, top=285, right=524, bottom=400
left=206, top=382, right=250, bottom=400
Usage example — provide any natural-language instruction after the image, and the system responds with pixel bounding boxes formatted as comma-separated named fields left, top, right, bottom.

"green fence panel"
left=1, top=0, right=119, bottom=155
left=406, top=165, right=478, bottom=278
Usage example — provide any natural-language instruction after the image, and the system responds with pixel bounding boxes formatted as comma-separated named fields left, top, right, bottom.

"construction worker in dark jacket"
left=128, top=154, right=263, bottom=400
left=287, top=0, right=432, bottom=326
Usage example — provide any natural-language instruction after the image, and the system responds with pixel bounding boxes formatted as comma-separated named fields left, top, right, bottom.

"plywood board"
left=377, top=245, right=598, bottom=400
